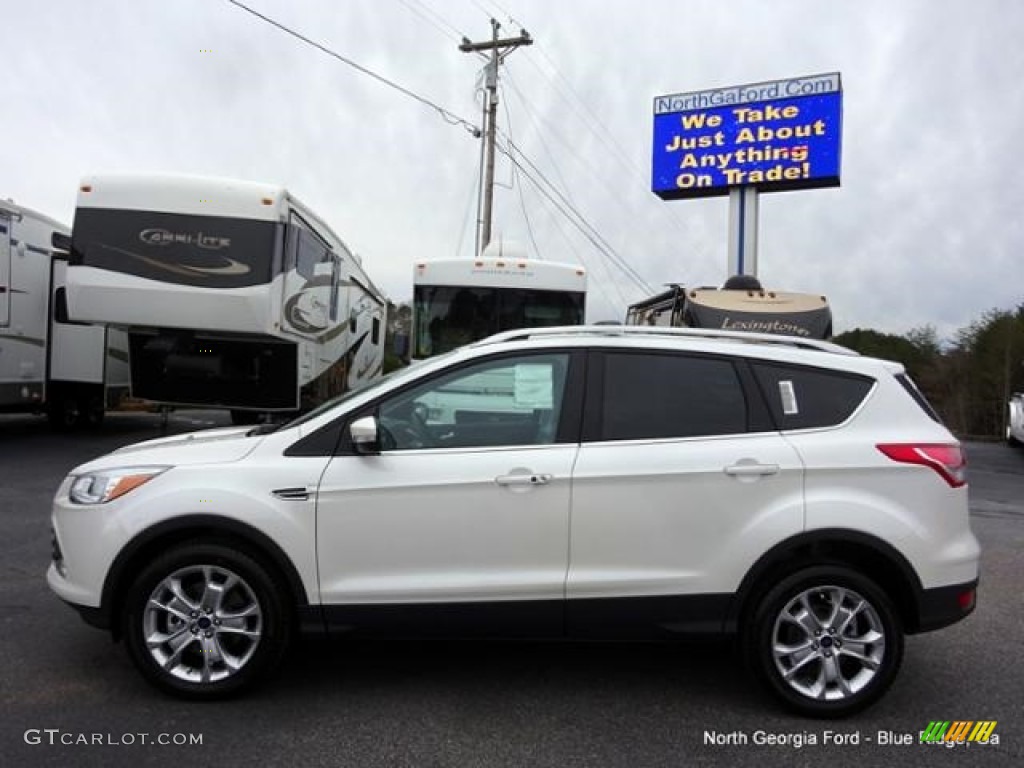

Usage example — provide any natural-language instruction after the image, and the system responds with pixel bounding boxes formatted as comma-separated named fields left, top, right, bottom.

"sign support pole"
left=727, top=186, right=759, bottom=277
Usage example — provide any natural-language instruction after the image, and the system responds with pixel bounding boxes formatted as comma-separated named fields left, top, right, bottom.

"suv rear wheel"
left=746, top=565, right=904, bottom=718
left=123, top=542, right=290, bottom=698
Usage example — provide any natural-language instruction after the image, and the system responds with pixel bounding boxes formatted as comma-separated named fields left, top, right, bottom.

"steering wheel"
left=411, top=403, right=430, bottom=432
left=379, top=403, right=432, bottom=450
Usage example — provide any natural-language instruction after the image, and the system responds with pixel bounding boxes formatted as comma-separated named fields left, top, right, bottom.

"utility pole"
left=460, top=19, right=532, bottom=255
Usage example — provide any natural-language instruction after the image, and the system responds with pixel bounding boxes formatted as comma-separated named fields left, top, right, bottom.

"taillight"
left=957, top=588, right=976, bottom=612
left=876, top=443, right=967, bottom=488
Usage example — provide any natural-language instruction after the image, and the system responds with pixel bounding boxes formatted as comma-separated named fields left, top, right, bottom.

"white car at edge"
left=1008, top=392, right=1024, bottom=446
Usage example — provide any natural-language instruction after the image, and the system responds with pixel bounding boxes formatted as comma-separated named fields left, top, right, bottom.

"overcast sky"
left=4, top=0, right=1023, bottom=340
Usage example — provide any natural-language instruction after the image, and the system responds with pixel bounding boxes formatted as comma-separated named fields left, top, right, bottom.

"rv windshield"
left=413, top=285, right=585, bottom=358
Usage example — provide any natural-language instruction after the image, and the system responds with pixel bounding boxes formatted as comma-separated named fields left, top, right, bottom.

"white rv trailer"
left=412, top=245, right=587, bottom=360
left=0, top=200, right=129, bottom=427
left=66, top=174, right=386, bottom=420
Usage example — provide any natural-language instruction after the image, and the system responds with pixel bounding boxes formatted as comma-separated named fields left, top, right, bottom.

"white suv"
left=48, top=326, right=979, bottom=716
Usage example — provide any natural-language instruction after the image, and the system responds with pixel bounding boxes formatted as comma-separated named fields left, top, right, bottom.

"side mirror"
left=349, top=415, right=380, bottom=455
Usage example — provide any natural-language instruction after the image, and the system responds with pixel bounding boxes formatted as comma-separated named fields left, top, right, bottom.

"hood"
left=74, top=426, right=264, bottom=473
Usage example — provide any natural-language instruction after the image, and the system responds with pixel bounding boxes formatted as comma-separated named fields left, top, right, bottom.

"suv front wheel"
left=123, top=541, right=290, bottom=698
left=746, top=565, right=904, bottom=718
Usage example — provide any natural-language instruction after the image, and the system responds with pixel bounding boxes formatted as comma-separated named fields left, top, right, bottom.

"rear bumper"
left=912, top=579, right=978, bottom=633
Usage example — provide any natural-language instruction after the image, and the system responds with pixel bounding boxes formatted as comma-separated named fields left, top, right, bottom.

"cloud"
left=3, top=0, right=1022, bottom=341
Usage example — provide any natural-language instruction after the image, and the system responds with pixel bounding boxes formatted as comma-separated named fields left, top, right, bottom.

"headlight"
left=68, top=466, right=170, bottom=505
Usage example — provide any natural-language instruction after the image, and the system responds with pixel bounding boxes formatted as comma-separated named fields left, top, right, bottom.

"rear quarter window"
left=895, top=373, right=942, bottom=423
left=752, top=362, right=874, bottom=430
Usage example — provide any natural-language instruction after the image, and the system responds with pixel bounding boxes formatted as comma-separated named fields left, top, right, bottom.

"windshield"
left=413, top=285, right=585, bottom=358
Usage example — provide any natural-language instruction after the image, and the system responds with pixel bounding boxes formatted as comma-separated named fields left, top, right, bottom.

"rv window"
left=329, top=259, right=339, bottom=322
left=295, top=228, right=330, bottom=280
left=372, top=317, right=381, bottom=345
left=286, top=214, right=332, bottom=281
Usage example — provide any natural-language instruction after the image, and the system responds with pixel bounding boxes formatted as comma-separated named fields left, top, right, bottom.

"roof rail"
left=471, top=325, right=858, bottom=355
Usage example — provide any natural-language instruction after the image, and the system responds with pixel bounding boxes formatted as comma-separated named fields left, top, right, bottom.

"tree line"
left=834, top=303, right=1024, bottom=439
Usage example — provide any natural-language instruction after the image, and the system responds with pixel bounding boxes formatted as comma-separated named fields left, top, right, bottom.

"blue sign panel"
left=652, top=77, right=843, bottom=200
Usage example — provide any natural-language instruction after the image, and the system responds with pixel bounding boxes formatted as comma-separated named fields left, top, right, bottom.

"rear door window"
left=595, top=351, right=748, bottom=440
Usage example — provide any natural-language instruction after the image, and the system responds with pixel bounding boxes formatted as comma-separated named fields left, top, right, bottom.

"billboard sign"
left=652, top=73, right=842, bottom=200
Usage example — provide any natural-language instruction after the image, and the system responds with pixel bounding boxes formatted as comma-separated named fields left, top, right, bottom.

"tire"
left=80, top=393, right=105, bottom=429
left=46, top=396, right=80, bottom=431
left=745, top=565, right=903, bottom=718
left=122, top=541, right=291, bottom=699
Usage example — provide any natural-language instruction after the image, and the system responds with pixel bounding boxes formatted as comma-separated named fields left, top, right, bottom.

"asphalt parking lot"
left=1, top=412, right=1022, bottom=767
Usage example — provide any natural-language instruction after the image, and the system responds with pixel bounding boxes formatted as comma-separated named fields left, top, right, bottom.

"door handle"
left=495, top=473, right=552, bottom=487
left=724, top=461, right=780, bottom=477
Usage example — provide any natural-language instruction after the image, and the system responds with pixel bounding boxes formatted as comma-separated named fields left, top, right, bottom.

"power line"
left=226, top=0, right=480, bottom=137
left=381, top=0, right=706, bottom=293
left=514, top=40, right=717, bottom=267
left=506, top=152, right=649, bottom=299
left=455, top=173, right=479, bottom=259
left=501, top=135, right=653, bottom=294
left=395, top=0, right=456, bottom=42
left=499, top=73, right=633, bottom=308
left=479, top=0, right=524, bottom=29
left=520, top=174, right=632, bottom=314
left=497, top=138, right=652, bottom=296
left=500, top=89, right=542, bottom=260
left=502, top=70, right=575, bottom=198
left=499, top=70, right=666, bottom=293
left=227, top=0, right=652, bottom=301
left=397, top=0, right=467, bottom=43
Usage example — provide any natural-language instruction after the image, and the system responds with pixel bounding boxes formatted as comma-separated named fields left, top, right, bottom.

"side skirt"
left=315, top=594, right=734, bottom=640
